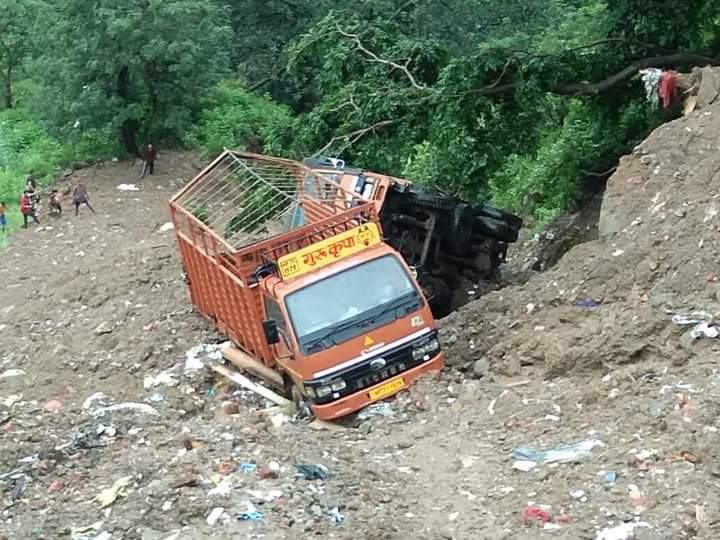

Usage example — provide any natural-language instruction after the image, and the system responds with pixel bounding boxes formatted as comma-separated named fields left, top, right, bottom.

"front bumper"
left=310, top=352, right=444, bottom=420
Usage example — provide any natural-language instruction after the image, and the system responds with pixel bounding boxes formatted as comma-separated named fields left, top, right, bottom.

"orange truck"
left=169, top=151, right=520, bottom=419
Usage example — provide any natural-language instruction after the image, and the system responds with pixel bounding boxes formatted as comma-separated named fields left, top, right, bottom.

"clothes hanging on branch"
left=659, top=70, right=678, bottom=108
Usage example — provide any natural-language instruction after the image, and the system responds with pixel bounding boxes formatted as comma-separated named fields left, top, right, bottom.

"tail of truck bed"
left=169, top=150, right=378, bottom=367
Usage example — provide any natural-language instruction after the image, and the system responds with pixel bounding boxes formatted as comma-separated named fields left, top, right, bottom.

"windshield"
left=285, top=255, right=422, bottom=354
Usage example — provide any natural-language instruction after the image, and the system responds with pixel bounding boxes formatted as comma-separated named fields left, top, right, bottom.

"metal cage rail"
left=171, top=150, right=371, bottom=250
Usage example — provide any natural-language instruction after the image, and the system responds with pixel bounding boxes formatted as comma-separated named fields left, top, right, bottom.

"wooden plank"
left=207, top=361, right=291, bottom=407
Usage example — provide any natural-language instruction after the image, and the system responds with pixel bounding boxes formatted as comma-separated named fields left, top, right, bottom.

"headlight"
left=315, top=385, right=332, bottom=398
left=412, top=338, right=441, bottom=360
left=311, top=379, right=346, bottom=399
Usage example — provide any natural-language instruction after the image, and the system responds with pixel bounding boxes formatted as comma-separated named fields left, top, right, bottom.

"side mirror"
left=262, top=319, right=280, bottom=345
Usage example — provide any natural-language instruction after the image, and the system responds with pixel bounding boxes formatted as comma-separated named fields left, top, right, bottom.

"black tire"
left=474, top=216, right=519, bottom=243
left=406, top=188, right=456, bottom=211
left=443, top=203, right=474, bottom=256
left=474, top=205, right=523, bottom=230
left=425, top=277, right=453, bottom=317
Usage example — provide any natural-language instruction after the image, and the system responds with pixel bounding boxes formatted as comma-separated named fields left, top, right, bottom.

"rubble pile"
left=442, top=100, right=720, bottom=380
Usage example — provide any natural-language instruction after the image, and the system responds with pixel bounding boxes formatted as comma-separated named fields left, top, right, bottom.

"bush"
left=187, top=80, right=293, bottom=156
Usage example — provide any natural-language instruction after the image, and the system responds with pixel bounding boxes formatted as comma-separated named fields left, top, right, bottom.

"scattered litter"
left=357, top=402, right=394, bottom=420
left=91, top=402, right=159, bottom=417
left=612, top=249, right=624, bottom=257
left=296, top=464, right=330, bottom=481
left=689, top=322, right=720, bottom=339
left=206, top=507, right=225, bottom=526
left=247, top=489, right=283, bottom=502
left=513, top=460, right=537, bottom=472
left=512, top=439, right=604, bottom=465
left=240, top=463, right=257, bottom=474
left=523, top=506, right=552, bottom=524
left=92, top=476, right=131, bottom=508
left=143, top=372, right=179, bottom=389
left=672, top=312, right=713, bottom=326
left=207, top=478, right=233, bottom=498
left=575, top=299, right=601, bottom=309
left=0, top=369, right=25, bottom=379
left=94, top=321, right=114, bottom=335
left=237, top=502, right=263, bottom=521
left=327, top=507, right=344, bottom=524
left=117, top=183, right=140, bottom=191
left=82, top=392, right=107, bottom=410
left=270, top=412, right=290, bottom=427
left=44, top=399, right=63, bottom=413
left=148, top=393, right=165, bottom=403
left=596, top=521, right=650, bottom=540
left=185, top=342, right=227, bottom=373
left=70, top=521, right=105, bottom=540
left=604, top=470, right=617, bottom=483
left=159, top=222, right=174, bottom=232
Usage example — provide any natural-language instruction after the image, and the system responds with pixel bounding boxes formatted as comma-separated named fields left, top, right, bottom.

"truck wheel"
left=444, top=203, right=474, bottom=256
left=426, top=277, right=453, bottom=316
left=474, top=216, right=519, bottom=243
left=407, top=189, right=456, bottom=211
left=475, top=205, right=523, bottom=230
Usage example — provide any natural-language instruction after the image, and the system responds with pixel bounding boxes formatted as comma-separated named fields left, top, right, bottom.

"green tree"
left=0, top=0, right=38, bottom=109
left=34, top=0, right=233, bottom=155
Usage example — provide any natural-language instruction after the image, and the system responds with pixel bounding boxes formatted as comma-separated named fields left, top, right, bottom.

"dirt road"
left=2, top=109, right=720, bottom=540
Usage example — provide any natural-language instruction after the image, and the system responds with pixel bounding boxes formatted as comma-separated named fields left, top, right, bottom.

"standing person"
left=25, top=175, right=39, bottom=204
left=140, top=143, right=158, bottom=178
left=72, top=182, right=96, bottom=216
left=0, top=200, right=6, bottom=233
left=20, top=191, right=40, bottom=228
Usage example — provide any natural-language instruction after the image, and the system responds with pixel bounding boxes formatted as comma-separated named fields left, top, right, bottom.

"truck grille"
left=308, top=332, right=438, bottom=405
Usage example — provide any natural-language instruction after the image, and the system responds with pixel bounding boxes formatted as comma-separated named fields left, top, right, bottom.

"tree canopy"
left=1, top=0, right=719, bottom=222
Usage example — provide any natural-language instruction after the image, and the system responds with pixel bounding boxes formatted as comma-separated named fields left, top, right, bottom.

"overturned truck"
left=305, top=156, right=522, bottom=315
left=170, top=151, right=520, bottom=419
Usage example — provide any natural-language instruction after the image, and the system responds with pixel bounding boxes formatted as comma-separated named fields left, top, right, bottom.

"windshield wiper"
left=303, top=317, right=371, bottom=352
left=367, top=292, right=421, bottom=325
left=302, top=292, right=421, bottom=354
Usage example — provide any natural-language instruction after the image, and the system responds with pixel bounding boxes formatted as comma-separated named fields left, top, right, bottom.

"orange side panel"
left=175, top=232, right=274, bottom=366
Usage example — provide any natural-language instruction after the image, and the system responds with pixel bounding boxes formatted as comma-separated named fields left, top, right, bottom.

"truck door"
left=263, top=295, right=293, bottom=361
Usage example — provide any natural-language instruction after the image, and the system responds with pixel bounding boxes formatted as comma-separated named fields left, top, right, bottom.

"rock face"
left=442, top=101, right=720, bottom=377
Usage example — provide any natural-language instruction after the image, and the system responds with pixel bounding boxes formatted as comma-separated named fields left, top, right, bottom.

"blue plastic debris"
left=575, top=298, right=601, bottom=309
left=295, top=464, right=330, bottom=481
left=512, top=439, right=604, bottom=464
left=605, top=470, right=617, bottom=483
left=237, top=511, right=263, bottom=521
left=240, top=463, right=257, bottom=474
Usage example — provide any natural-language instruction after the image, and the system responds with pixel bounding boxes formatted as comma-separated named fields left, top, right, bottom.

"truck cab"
left=260, top=237, right=442, bottom=419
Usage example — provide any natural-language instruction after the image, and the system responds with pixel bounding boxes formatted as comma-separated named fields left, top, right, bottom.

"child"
left=49, top=189, right=63, bottom=216
left=72, top=183, right=96, bottom=216
left=20, top=191, right=40, bottom=228
left=0, top=201, right=6, bottom=233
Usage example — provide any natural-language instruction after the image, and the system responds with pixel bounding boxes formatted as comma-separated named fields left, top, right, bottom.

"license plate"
left=368, top=377, right=406, bottom=400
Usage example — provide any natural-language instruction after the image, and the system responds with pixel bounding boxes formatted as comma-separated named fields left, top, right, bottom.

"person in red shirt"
left=20, top=191, right=40, bottom=229
left=140, top=143, right=158, bottom=178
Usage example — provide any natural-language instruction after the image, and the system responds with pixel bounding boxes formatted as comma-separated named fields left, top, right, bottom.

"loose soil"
left=2, top=100, right=720, bottom=540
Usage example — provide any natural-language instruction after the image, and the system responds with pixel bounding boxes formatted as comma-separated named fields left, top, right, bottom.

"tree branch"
left=335, top=26, right=426, bottom=90
left=553, top=53, right=718, bottom=95
left=454, top=52, right=719, bottom=98
left=314, top=119, right=399, bottom=156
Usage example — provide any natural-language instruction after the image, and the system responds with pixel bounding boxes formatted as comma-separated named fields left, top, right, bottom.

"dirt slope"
left=2, top=104, right=720, bottom=540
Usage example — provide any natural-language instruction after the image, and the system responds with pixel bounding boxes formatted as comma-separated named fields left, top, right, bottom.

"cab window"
left=264, top=296, right=288, bottom=336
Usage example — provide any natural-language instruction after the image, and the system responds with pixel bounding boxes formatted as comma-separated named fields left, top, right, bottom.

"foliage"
left=32, top=0, right=233, bottom=154
left=2, top=0, right=720, bottom=242
left=187, top=81, right=292, bottom=156
left=0, top=107, right=120, bottom=206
